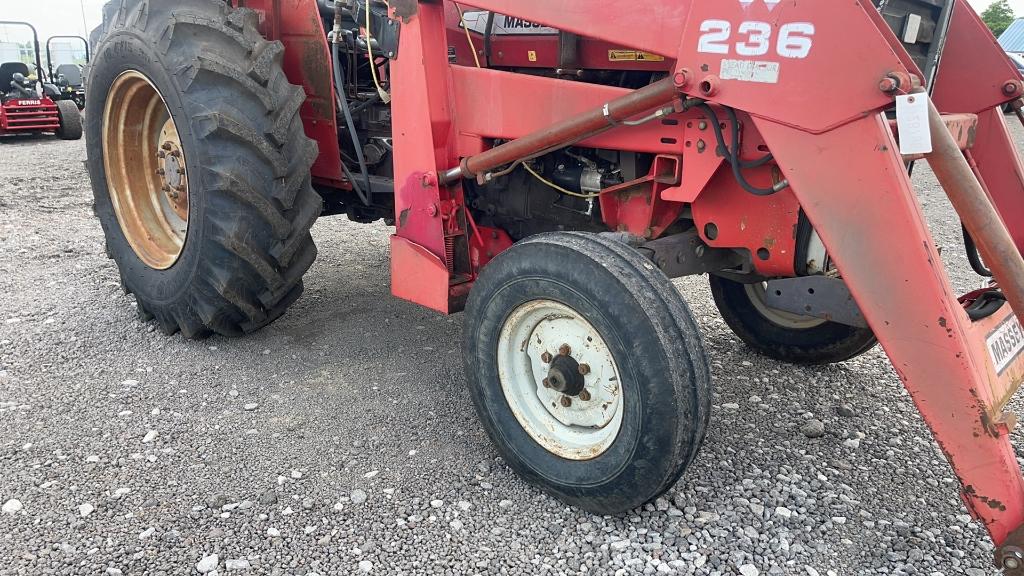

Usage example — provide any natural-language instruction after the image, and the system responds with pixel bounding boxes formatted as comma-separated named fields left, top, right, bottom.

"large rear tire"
left=86, top=0, right=321, bottom=337
left=708, top=275, right=877, bottom=365
left=463, top=232, right=712, bottom=514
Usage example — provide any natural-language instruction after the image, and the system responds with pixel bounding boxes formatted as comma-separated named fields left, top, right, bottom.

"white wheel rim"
left=744, top=282, right=827, bottom=329
left=497, top=300, right=624, bottom=460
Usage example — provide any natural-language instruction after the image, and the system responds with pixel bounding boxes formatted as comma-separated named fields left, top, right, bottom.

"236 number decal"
left=698, top=20, right=815, bottom=59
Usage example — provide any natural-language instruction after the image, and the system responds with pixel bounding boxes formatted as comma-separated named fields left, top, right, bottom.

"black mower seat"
left=55, top=64, right=83, bottom=87
left=0, top=62, right=30, bottom=90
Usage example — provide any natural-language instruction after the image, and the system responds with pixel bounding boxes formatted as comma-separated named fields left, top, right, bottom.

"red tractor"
left=84, top=0, right=1024, bottom=569
left=0, top=22, right=82, bottom=140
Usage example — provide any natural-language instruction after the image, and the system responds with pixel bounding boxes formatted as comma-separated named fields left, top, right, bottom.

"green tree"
left=982, top=0, right=1017, bottom=38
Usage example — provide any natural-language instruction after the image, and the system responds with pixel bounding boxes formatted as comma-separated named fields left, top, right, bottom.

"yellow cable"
left=455, top=3, right=482, bottom=68
left=523, top=163, right=604, bottom=199
left=366, top=0, right=390, bottom=103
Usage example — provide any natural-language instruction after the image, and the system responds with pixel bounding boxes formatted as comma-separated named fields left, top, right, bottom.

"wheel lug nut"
left=578, top=363, right=590, bottom=375
left=156, top=168, right=165, bottom=176
left=579, top=389, right=591, bottom=401
left=540, top=352, right=552, bottom=363
left=558, top=344, right=571, bottom=356
left=560, top=396, right=572, bottom=408
left=161, top=142, right=172, bottom=151
left=542, top=378, right=551, bottom=388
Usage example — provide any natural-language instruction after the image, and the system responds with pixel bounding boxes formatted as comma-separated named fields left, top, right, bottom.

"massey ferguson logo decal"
left=460, top=11, right=559, bottom=36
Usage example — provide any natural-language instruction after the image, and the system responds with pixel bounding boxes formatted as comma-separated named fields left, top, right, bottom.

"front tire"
left=86, top=0, right=321, bottom=337
left=463, top=232, right=712, bottom=514
left=709, top=275, right=876, bottom=364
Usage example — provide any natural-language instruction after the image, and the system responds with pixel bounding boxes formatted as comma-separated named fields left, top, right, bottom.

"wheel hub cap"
left=156, top=121, right=189, bottom=221
left=546, top=353, right=585, bottom=396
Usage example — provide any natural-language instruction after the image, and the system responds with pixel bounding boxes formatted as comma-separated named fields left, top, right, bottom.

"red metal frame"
left=384, top=0, right=1024, bottom=565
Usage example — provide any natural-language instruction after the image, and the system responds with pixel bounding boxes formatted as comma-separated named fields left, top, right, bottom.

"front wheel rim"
left=102, top=70, right=189, bottom=270
left=496, top=300, right=624, bottom=460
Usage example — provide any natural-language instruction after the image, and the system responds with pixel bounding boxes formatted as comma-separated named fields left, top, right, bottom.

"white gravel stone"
left=358, top=560, right=373, bottom=573
left=739, top=565, right=760, bottom=576
left=610, top=540, right=630, bottom=551
left=350, top=489, right=367, bottom=504
left=2, top=499, right=23, bottom=515
left=138, top=527, right=155, bottom=540
left=196, top=554, right=219, bottom=573
left=266, top=527, right=280, bottom=537
left=225, top=558, right=251, bottom=571
left=243, top=403, right=258, bottom=411
left=142, top=430, right=158, bottom=443
left=79, top=503, right=95, bottom=517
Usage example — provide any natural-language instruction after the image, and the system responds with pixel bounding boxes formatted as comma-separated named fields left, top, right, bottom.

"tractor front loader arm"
left=389, top=0, right=1024, bottom=568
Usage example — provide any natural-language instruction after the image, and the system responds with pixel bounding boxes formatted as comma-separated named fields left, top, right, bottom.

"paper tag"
left=896, top=94, right=932, bottom=155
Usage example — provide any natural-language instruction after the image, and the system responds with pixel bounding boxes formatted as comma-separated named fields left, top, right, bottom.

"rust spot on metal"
left=399, top=208, right=411, bottom=228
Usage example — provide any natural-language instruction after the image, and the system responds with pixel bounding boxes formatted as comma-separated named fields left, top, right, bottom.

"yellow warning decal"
left=528, top=50, right=538, bottom=62
left=608, top=50, right=665, bottom=62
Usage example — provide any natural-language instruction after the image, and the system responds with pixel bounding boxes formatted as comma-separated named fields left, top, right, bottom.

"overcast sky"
left=0, top=0, right=1020, bottom=45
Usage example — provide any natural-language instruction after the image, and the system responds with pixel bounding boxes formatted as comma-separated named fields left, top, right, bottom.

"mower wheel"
left=86, top=0, right=320, bottom=338
left=708, top=275, right=877, bottom=365
left=463, top=232, right=711, bottom=514
left=55, top=100, right=82, bottom=140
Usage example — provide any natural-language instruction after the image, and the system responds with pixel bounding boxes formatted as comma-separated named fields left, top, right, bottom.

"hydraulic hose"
left=963, top=224, right=994, bottom=277
left=332, top=5, right=372, bottom=205
left=698, top=103, right=783, bottom=196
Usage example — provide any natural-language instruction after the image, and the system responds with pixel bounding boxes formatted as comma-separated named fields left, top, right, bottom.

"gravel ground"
left=1, top=120, right=1022, bottom=576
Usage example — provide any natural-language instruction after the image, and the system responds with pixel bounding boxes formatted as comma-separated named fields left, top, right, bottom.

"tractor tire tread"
left=88, top=0, right=320, bottom=339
